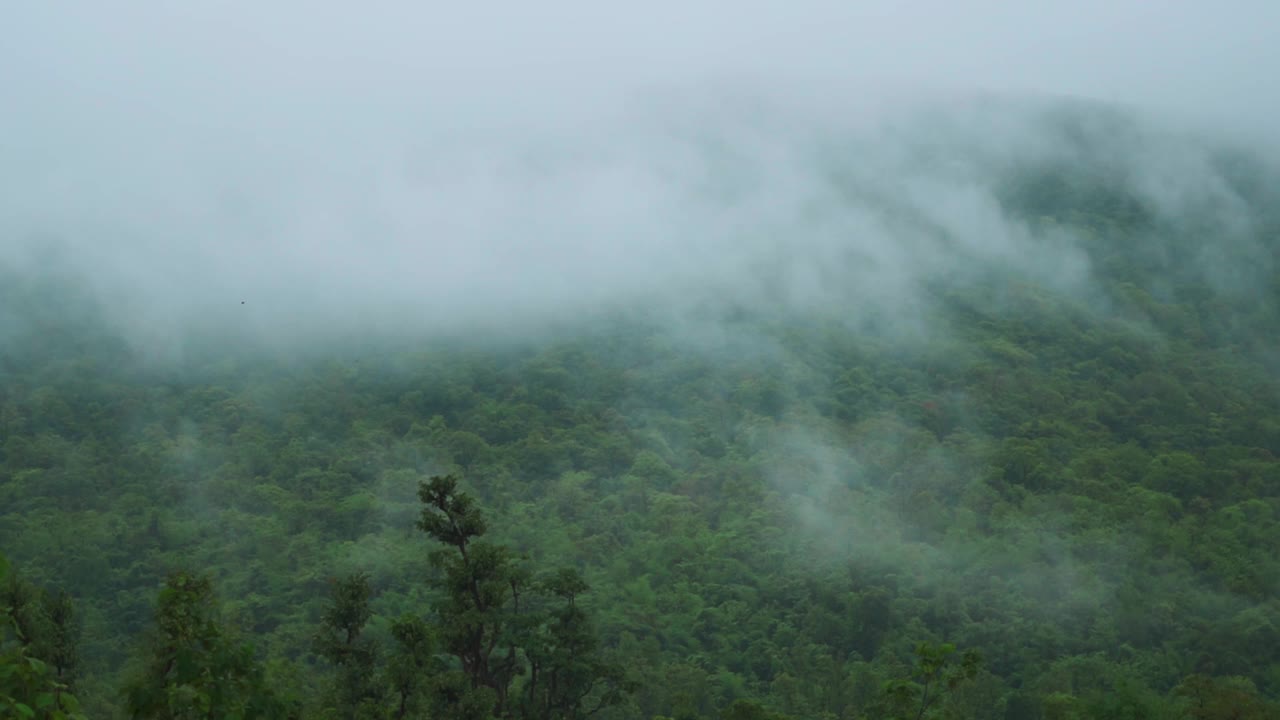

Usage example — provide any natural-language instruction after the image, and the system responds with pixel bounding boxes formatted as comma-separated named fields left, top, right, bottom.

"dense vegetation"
left=3, top=111, right=1280, bottom=718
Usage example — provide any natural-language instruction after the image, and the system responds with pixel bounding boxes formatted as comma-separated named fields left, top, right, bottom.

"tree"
left=519, top=568, right=633, bottom=720
left=122, top=571, right=289, bottom=719
left=719, top=698, right=792, bottom=720
left=0, top=552, right=86, bottom=720
left=418, top=474, right=527, bottom=716
left=1173, top=674, right=1276, bottom=720
left=882, top=642, right=982, bottom=720
left=313, top=572, right=383, bottom=719
left=417, top=475, right=632, bottom=719
left=3, top=567, right=79, bottom=696
left=313, top=575, right=445, bottom=720
left=386, top=615, right=440, bottom=720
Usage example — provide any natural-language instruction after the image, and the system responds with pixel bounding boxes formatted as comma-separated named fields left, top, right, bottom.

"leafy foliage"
left=0, top=553, right=86, bottom=720
left=3, top=111, right=1280, bottom=719
left=121, top=572, right=290, bottom=719
left=881, top=643, right=982, bottom=719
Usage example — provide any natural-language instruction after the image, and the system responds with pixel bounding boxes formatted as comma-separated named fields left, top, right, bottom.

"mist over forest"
left=3, top=3, right=1280, bottom=719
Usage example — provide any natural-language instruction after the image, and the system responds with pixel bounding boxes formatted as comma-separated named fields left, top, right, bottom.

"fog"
left=5, top=10, right=1280, bottom=706
left=3, top=1, right=1279, bottom=360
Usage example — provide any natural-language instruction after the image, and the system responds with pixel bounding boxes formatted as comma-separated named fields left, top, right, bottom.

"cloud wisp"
left=2, top=2, right=1278, bottom=359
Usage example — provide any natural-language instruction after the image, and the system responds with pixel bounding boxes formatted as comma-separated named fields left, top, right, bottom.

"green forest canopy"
left=2, top=112, right=1280, bottom=719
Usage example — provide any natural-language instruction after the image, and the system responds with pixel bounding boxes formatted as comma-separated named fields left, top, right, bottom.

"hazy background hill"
left=4, top=2, right=1280, bottom=718
left=4, top=96, right=1280, bottom=717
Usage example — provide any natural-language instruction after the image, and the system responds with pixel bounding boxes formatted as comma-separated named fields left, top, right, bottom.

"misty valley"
left=3, top=103, right=1280, bottom=719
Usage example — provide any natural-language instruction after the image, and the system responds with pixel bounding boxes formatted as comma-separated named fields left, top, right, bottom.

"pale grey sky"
left=6, top=2, right=1276, bottom=123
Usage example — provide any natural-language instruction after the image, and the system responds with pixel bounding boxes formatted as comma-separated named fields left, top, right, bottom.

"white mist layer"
left=3, top=3, right=1278, bottom=359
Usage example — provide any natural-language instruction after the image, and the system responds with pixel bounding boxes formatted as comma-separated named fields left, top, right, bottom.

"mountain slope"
left=2, top=103, right=1280, bottom=718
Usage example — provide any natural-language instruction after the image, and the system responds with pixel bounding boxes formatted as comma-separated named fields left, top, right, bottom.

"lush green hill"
left=3, top=107, right=1280, bottom=719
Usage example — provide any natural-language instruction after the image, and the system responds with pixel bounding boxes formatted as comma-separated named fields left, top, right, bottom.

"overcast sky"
left=6, top=2, right=1276, bottom=125
left=2, top=1, right=1278, bottom=353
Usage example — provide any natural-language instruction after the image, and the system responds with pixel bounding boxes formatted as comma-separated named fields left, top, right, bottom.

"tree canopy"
left=3, top=109, right=1280, bottom=718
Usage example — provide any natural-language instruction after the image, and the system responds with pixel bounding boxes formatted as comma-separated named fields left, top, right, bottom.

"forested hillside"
left=3, top=105, right=1280, bottom=719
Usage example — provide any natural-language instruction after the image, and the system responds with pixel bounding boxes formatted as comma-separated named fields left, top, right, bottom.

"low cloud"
left=2, top=2, right=1278, bottom=362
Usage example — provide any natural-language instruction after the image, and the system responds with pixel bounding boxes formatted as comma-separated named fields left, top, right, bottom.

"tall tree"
left=3, top=569, right=79, bottom=696
left=882, top=642, right=983, bottom=720
left=418, top=474, right=528, bottom=716
left=417, top=475, right=632, bottom=719
left=519, top=568, right=632, bottom=720
left=313, top=572, right=384, bottom=719
left=0, top=552, right=86, bottom=720
left=385, top=615, right=440, bottom=720
left=122, top=571, right=288, bottom=719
